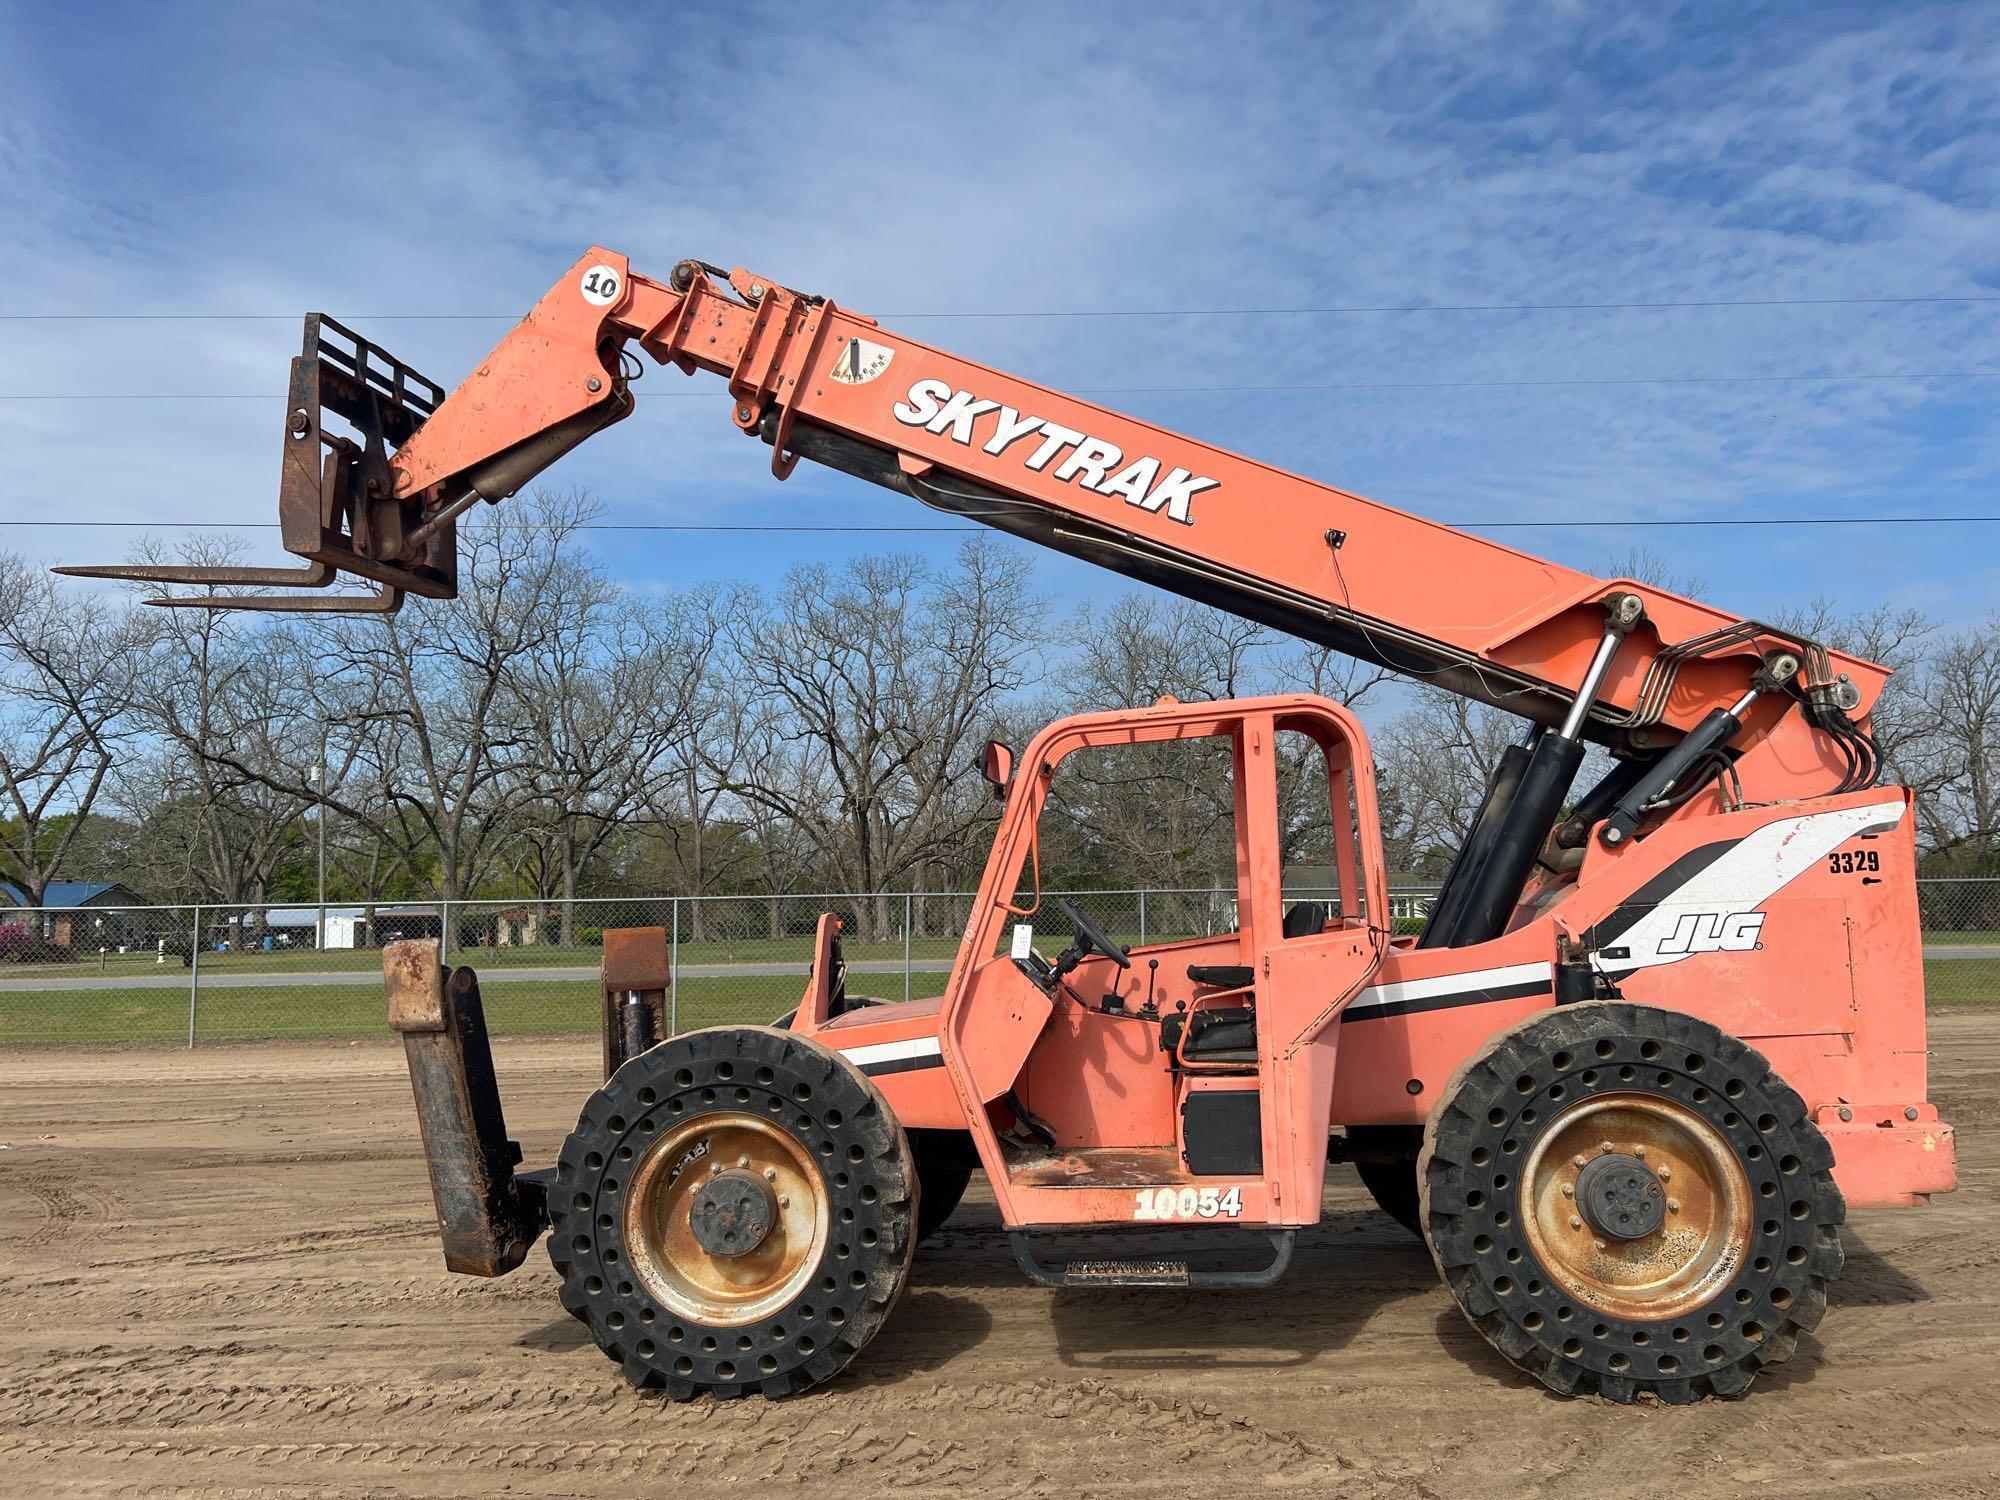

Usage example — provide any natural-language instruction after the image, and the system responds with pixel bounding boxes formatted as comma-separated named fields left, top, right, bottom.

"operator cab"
left=938, top=694, right=1389, bottom=1226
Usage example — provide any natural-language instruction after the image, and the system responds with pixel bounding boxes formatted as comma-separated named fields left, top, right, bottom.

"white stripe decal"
left=833, top=1035, right=943, bottom=1068
left=1594, top=798, right=1905, bottom=977
left=1347, top=960, right=1554, bottom=1014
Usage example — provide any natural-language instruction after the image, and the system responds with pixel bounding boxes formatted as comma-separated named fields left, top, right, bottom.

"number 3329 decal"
left=1132, top=1185, right=1244, bottom=1220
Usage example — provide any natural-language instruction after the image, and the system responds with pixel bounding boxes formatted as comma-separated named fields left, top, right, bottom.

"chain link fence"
left=1, top=879, right=1996, bottom=1046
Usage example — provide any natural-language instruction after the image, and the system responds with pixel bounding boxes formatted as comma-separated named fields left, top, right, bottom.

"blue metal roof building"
left=1, top=880, right=149, bottom=909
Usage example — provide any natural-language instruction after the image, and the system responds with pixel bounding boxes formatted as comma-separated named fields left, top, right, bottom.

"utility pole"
left=310, top=762, right=326, bottom=950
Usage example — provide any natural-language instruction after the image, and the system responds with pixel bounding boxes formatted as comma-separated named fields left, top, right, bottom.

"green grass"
left=1926, top=956, right=2000, bottom=1006
left=5, top=950, right=1990, bottom=1047
left=0, top=925, right=1226, bottom=983
left=0, top=972, right=949, bottom=1046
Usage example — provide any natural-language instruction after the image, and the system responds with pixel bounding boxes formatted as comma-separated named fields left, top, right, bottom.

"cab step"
left=1008, top=1229, right=1295, bottom=1290
left=1064, top=1257, right=1191, bottom=1287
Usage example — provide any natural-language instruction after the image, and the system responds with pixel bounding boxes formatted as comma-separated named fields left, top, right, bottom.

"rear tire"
left=1420, top=1001, right=1843, bottom=1403
left=909, top=1128, right=977, bottom=1242
left=548, top=1025, right=917, bottom=1400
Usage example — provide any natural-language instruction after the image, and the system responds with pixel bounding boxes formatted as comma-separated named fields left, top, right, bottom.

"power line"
left=8, top=516, right=1999, bottom=534
left=6, top=292, right=2000, bottom=322
left=6, top=369, right=2000, bottom=401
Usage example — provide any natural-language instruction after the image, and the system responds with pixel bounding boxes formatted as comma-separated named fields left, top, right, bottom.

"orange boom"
left=62, top=249, right=1953, bottom=1404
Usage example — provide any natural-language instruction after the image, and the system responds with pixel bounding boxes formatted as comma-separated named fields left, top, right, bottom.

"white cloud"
left=2, top=1, right=1996, bottom=630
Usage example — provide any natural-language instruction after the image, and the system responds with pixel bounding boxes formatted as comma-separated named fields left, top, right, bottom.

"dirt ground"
left=2, top=1017, right=1996, bottom=1500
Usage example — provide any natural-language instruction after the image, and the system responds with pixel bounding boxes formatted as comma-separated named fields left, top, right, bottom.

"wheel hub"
left=621, top=1112, right=828, bottom=1327
left=1522, top=1092, right=1753, bottom=1322
left=1576, top=1152, right=1667, bottom=1240
left=689, top=1168, right=778, bottom=1257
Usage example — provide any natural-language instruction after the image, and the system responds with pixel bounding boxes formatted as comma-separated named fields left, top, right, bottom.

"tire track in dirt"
left=4, top=1017, right=1999, bottom=1499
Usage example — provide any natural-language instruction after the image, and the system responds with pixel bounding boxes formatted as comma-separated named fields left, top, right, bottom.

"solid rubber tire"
left=1348, top=1125, right=1425, bottom=1240
left=908, top=1128, right=977, bottom=1242
left=1419, top=1000, right=1845, bottom=1404
left=547, top=1025, right=917, bottom=1400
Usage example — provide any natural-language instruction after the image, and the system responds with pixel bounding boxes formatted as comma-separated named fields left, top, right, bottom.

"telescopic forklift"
left=61, top=248, right=1956, bottom=1404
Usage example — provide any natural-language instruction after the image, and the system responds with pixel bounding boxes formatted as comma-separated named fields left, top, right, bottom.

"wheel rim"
left=622, top=1112, right=829, bottom=1327
left=1521, top=1092, right=1752, bottom=1322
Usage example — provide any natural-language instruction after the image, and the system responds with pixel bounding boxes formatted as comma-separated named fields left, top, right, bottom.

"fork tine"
left=52, top=560, right=337, bottom=588
left=141, top=584, right=403, bottom=613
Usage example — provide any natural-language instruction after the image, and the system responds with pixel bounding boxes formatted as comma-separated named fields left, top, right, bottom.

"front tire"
left=1420, top=1001, right=1844, bottom=1403
left=1348, top=1125, right=1424, bottom=1239
left=549, top=1025, right=917, bottom=1399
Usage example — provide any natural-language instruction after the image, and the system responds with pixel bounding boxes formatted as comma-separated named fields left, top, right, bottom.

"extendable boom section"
left=58, top=247, right=1886, bottom=786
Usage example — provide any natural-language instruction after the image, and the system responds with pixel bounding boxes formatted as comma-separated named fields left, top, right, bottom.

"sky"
left=2, top=0, right=1997, bottom=638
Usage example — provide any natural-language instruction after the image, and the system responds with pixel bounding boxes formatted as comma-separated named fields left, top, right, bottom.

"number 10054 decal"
left=1132, top=1185, right=1244, bottom=1220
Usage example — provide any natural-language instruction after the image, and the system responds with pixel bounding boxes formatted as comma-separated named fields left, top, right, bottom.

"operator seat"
left=1166, top=901, right=1331, bottom=1065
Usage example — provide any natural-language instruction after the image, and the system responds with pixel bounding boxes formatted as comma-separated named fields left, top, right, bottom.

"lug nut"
left=1593, top=1238, right=1607, bottom=1251
left=778, top=1195, right=790, bottom=1209
left=1633, top=1145, right=1646, bottom=1158
left=1657, top=1166, right=1671, bottom=1181
left=1572, top=1154, right=1590, bottom=1169
left=1561, top=1184, right=1574, bottom=1198
left=1667, top=1198, right=1681, bottom=1214
left=764, top=1167, right=778, bottom=1181
left=1599, top=1141, right=1614, bottom=1154
left=1569, top=1215, right=1584, bottom=1230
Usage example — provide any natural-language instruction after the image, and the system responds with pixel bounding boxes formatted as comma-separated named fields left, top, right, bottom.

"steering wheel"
left=1053, top=897, right=1132, bottom=969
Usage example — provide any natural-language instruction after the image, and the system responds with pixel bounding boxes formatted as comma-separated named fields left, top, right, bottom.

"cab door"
left=1254, top=706, right=1391, bottom=1219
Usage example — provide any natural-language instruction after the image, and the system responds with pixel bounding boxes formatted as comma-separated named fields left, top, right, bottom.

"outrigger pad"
left=384, top=941, right=545, bottom=1276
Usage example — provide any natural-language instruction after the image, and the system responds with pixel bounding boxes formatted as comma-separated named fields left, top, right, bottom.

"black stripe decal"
left=1581, top=837, right=1740, bottom=948
left=1341, top=979, right=1552, bottom=1024
left=858, top=1054, right=946, bottom=1078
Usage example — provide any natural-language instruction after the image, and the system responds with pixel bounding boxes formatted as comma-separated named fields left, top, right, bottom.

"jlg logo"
left=891, top=378, right=1218, bottom=525
left=1657, top=911, right=1766, bottom=957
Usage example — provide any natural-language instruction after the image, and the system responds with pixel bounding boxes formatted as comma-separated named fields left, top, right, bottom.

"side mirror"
left=978, top=739, right=1015, bottom=800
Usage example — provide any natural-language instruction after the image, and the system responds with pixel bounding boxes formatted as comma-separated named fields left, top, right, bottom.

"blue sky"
left=2, top=1, right=1997, bottom=631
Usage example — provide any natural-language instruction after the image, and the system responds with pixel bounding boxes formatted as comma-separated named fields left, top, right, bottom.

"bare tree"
left=1064, top=593, right=1280, bottom=710
left=162, top=492, right=601, bottom=902
left=639, top=584, right=759, bottom=937
left=0, top=555, right=134, bottom=907
left=1040, top=595, right=1257, bottom=892
left=1605, top=545, right=1708, bottom=602
left=1907, top=616, right=2000, bottom=866
left=727, top=539, right=1040, bottom=939
left=116, top=537, right=318, bottom=903
left=507, top=571, right=722, bottom=940
left=1375, top=688, right=1523, bottom=877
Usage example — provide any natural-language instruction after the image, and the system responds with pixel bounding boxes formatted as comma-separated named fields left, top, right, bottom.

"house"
left=0, top=881, right=153, bottom=949
left=263, top=906, right=369, bottom=950
left=493, top=907, right=541, bottom=947
left=370, top=905, right=444, bottom=945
